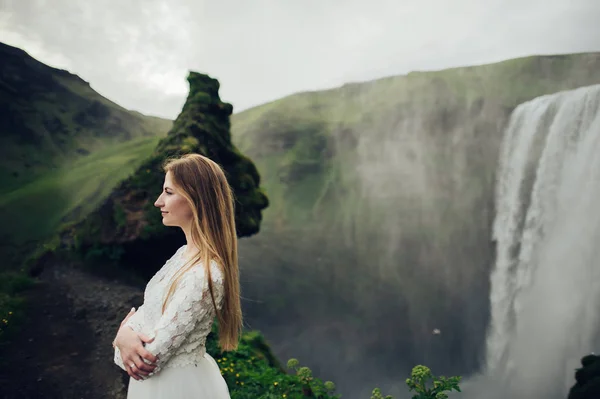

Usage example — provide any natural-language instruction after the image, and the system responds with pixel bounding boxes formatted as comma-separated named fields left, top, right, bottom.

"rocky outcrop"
left=61, top=73, right=268, bottom=277
left=568, top=354, right=600, bottom=399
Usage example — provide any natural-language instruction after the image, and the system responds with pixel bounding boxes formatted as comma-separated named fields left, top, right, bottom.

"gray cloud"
left=1, top=0, right=599, bottom=119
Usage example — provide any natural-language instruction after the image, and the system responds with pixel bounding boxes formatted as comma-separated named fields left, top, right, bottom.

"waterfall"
left=484, top=84, right=600, bottom=397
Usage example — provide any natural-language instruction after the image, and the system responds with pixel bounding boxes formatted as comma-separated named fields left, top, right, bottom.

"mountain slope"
left=229, top=52, right=600, bottom=398
left=0, top=42, right=172, bottom=268
left=0, top=41, right=172, bottom=192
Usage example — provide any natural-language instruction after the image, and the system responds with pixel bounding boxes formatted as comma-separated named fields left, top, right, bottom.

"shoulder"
left=164, top=244, right=187, bottom=264
left=182, top=259, right=223, bottom=286
left=208, top=260, right=224, bottom=283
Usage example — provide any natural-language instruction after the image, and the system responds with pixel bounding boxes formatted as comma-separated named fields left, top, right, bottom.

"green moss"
left=60, top=72, right=268, bottom=266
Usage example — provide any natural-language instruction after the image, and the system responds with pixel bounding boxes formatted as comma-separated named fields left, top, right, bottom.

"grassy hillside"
left=0, top=42, right=172, bottom=268
left=232, top=53, right=600, bottom=224
left=0, top=41, right=172, bottom=193
left=229, top=52, right=600, bottom=397
left=0, top=135, right=162, bottom=264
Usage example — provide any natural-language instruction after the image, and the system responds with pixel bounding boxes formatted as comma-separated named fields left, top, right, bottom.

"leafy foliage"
left=206, top=322, right=462, bottom=399
left=405, top=365, right=461, bottom=399
left=0, top=271, right=35, bottom=344
left=206, top=325, right=339, bottom=399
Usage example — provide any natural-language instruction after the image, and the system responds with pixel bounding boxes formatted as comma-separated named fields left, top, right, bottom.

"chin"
left=162, top=218, right=180, bottom=228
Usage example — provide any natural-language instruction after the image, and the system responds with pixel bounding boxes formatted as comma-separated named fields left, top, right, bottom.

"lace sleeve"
left=114, top=346, right=126, bottom=371
left=113, top=305, right=146, bottom=371
left=144, top=264, right=222, bottom=376
left=124, top=304, right=146, bottom=332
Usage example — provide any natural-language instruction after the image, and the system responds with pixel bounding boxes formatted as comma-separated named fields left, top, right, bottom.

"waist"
left=163, top=346, right=207, bottom=369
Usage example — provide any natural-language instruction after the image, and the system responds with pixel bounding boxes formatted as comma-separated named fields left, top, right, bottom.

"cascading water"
left=483, top=84, right=600, bottom=398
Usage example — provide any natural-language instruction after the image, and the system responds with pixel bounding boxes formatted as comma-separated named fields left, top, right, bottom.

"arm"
left=113, top=305, right=149, bottom=372
left=144, top=265, right=222, bottom=376
left=124, top=305, right=146, bottom=332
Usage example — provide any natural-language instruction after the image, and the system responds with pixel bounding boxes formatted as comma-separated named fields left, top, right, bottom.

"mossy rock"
left=59, top=72, right=268, bottom=277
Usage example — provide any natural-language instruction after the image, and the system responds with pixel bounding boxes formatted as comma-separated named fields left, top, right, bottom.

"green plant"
left=405, top=365, right=461, bottom=399
left=286, top=358, right=338, bottom=398
left=205, top=324, right=340, bottom=399
left=369, top=365, right=461, bottom=399
left=370, top=387, right=392, bottom=399
left=0, top=271, right=35, bottom=344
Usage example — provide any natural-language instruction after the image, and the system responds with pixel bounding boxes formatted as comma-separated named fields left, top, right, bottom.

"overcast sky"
left=1, top=0, right=600, bottom=119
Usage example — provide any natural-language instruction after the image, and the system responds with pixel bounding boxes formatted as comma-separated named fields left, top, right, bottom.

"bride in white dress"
left=111, top=153, right=242, bottom=398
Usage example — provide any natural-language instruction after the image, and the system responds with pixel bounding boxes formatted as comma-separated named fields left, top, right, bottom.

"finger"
left=139, top=348, right=158, bottom=364
left=134, top=357, right=155, bottom=373
left=138, top=333, right=154, bottom=343
left=129, top=361, right=149, bottom=379
left=134, top=357, right=155, bottom=374
left=127, top=365, right=141, bottom=381
left=132, top=363, right=151, bottom=376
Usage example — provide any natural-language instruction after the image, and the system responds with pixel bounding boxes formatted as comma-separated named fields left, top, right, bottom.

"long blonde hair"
left=160, top=153, right=241, bottom=351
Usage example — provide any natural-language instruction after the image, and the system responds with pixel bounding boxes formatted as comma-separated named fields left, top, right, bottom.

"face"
left=154, top=171, right=194, bottom=228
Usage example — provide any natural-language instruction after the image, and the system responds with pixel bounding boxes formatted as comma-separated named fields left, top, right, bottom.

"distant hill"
left=0, top=42, right=172, bottom=266
left=229, top=52, right=600, bottom=397
left=0, top=41, right=172, bottom=192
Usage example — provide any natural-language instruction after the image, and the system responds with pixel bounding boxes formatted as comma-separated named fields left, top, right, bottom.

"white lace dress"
left=113, top=245, right=231, bottom=398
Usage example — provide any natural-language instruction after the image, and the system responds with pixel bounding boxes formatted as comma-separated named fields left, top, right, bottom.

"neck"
left=181, top=224, right=200, bottom=258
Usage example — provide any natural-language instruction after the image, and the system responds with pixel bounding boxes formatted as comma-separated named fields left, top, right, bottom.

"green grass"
left=0, top=135, right=161, bottom=268
left=231, top=52, right=600, bottom=229
left=0, top=271, right=36, bottom=353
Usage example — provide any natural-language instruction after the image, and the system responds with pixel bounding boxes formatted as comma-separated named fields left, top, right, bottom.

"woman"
left=112, top=153, right=241, bottom=398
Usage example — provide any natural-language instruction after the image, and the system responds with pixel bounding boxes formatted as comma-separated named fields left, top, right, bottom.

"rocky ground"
left=0, top=263, right=145, bottom=399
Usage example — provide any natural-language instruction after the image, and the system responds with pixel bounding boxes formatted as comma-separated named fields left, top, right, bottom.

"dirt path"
left=0, top=263, right=145, bottom=399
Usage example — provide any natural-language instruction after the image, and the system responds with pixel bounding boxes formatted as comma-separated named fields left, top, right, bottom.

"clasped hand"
left=114, top=308, right=159, bottom=381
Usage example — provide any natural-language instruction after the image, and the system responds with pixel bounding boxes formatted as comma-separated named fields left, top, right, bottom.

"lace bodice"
left=113, top=245, right=224, bottom=378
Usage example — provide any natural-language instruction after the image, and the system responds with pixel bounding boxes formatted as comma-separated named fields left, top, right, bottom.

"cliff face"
left=229, top=53, right=600, bottom=398
left=64, top=73, right=268, bottom=277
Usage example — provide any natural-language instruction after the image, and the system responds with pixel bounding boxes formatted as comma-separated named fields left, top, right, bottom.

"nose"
left=154, top=195, right=164, bottom=208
